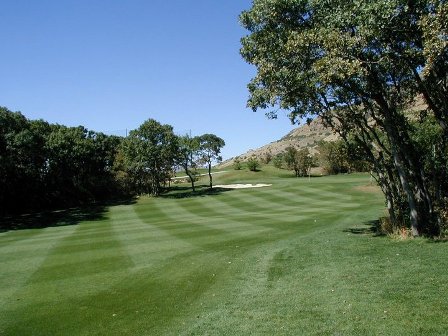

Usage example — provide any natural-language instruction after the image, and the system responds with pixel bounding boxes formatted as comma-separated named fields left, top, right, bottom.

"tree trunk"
left=381, top=107, right=433, bottom=236
left=184, top=167, right=195, bottom=192
left=390, top=146, right=420, bottom=236
left=208, top=162, right=213, bottom=189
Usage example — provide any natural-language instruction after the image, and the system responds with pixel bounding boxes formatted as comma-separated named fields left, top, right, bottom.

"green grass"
left=1, top=172, right=448, bottom=335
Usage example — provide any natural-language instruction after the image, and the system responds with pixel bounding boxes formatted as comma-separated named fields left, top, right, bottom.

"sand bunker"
left=214, top=183, right=272, bottom=189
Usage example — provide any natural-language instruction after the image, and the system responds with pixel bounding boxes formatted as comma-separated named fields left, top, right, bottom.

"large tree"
left=120, top=119, right=178, bottom=196
left=240, top=0, right=448, bottom=236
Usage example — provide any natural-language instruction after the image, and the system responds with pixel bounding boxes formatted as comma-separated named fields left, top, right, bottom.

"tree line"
left=0, top=107, right=224, bottom=217
left=240, top=0, right=447, bottom=236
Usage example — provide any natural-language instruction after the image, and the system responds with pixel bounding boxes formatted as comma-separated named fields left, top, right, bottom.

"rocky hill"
left=220, top=117, right=338, bottom=167
left=220, top=96, right=427, bottom=168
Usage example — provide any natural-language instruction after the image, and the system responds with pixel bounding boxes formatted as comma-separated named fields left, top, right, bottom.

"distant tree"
left=246, top=156, right=260, bottom=172
left=284, top=147, right=300, bottom=176
left=317, top=141, right=349, bottom=175
left=296, top=148, right=314, bottom=177
left=120, top=119, right=178, bottom=196
left=318, top=140, right=370, bottom=175
left=178, top=134, right=200, bottom=192
left=233, top=157, right=243, bottom=170
left=261, top=151, right=272, bottom=164
left=284, top=146, right=313, bottom=177
left=198, top=134, right=225, bottom=189
left=272, top=154, right=283, bottom=169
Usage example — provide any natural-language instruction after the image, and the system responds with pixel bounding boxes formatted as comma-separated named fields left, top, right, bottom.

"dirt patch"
left=353, top=184, right=382, bottom=194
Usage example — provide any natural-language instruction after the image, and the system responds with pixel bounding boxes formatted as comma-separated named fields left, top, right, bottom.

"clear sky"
left=0, top=0, right=297, bottom=159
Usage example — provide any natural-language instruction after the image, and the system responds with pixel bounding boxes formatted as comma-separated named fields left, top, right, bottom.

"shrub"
left=233, top=157, right=242, bottom=170
left=261, top=151, right=272, bottom=164
left=246, top=156, right=260, bottom=171
left=273, top=154, right=283, bottom=169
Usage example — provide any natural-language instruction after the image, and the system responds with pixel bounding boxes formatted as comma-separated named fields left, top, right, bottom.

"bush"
left=272, top=154, right=283, bottom=169
left=246, top=156, right=260, bottom=171
left=233, top=157, right=243, bottom=170
left=261, top=151, right=272, bottom=164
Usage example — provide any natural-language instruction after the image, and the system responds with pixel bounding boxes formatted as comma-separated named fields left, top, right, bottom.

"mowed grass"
left=1, top=172, right=448, bottom=335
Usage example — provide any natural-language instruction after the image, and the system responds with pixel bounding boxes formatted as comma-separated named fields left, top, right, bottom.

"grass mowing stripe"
left=138, top=204, right=238, bottom=248
left=0, top=227, right=78, bottom=253
left=110, top=205, right=196, bottom=267
left=1, top=213, right=136, bottom=335
left=150, top=197, right=268, bottom=241
left=2, top=173, right=448, bottom=335
left=0, top=225, right=79, bottom=311
left=252, top=186, right=359, bottom=211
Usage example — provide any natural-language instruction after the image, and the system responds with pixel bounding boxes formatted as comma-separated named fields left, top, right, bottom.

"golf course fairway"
left=1, top=173, right=447, bottom=335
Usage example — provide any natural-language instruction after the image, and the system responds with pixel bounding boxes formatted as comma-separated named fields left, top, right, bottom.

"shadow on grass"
left=279, top=173, right=325, bottom=179
left=344, top=220, right=448, bottom=241
left=344, top=219, right=384, bottom=236
left=428, top=238, right=448, bottom=243
left=161, top=185, right=232, bottom=199
left=0, top=198, right=136, bottom=233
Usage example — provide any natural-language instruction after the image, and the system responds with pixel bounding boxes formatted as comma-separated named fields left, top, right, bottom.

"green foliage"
left=233, top=157, right=243, bottom=170
left=246, top=156, right=260, bottom=171
left=119, top=119, right=178, bottom=196
left=0, top=107, right=122, bottom=216
left=261, top=151, right=272, bottom=164
left=197, top=133, right=225, bottom=188
left=317, top=141, right=350, bottom=175
left=296, top=147, right=314, bottom=176
left=0, top=107, right=227, bottom=220
left=177, top=134, right=200, bottom=191
left=410, top=115, right=448, bottom=233
left=284, top=146, right=314, bottom=177
left=272, top=153, right=284, bottom=169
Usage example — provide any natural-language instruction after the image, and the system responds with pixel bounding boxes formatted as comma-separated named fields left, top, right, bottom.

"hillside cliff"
left=220, top=117, right=338, bottom=167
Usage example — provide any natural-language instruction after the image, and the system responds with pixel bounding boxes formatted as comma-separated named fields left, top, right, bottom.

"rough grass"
left=1, top=172, right=448, bottom=335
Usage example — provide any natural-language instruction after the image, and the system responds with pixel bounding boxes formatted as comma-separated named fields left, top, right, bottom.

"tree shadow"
left=343, top=219, right=384, bottom=236
left=279, top=173, right=325, bottom=179
left=344, top=220, right=448, bottom=241
left=427, top=237, right=448, bottom=243
left=0, top=198, right=136, bottom=233
left=161, top=185, right=232, bottom=199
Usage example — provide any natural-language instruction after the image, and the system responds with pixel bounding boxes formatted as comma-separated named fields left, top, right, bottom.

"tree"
left=284, top=146, right=300, bottom=176
left=284, top=146, right=313, bottom=177
left=246, top=156, right=260, bottom=171
left=240, top=0, right=448, bottom=236
left=198, top=134, right=225, bottom=189
left=120, top=119, right=178, bottom=196
left=296, top=148, right=314, bottom=177
left=317, top=141, right=349, bottom=175
left=0, top=108, right=49, bottom=214
left=261, top=151, right=273, bottom=164
left=0, top=106, right=124, bottom=218
left=178, top=134, right=200, bottom=192
left=272, top=153, right=284, bottom=169
left=44, top=125, right=122, bottom=206
left=233, top=157, right=243, bottom=170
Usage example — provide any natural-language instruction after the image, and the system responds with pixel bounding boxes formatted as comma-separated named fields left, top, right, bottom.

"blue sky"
left=0, top=0, right=297, bottom=159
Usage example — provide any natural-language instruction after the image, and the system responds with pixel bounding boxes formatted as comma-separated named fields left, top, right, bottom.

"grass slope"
left=1, top=172, right=447, bottom=335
